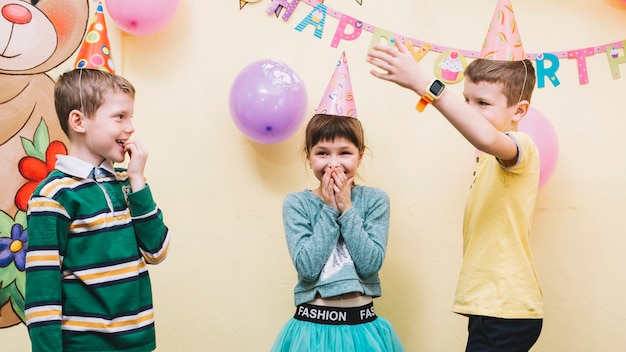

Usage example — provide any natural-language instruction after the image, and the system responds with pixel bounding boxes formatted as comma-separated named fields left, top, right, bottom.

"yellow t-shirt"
left=452, top=132, right=543, bottom=319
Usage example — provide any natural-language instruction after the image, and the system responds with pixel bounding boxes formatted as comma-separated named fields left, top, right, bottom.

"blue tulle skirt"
left=270, top=316, right=405, bottom=352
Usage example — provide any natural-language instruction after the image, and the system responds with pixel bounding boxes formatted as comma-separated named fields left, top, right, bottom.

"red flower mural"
left=15, top=141, right=67, bottom=211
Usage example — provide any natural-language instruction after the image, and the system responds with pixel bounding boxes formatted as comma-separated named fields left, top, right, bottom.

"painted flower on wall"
left=0, top=224, right=27, bottom=271
left=0, top=118, right=64, bottom=325
left=14, top=120, right=67, bottom=212
left=0, top=210, right=27, bottom=323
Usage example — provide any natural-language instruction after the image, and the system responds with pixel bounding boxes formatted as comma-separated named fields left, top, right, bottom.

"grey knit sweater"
left=282, top=185, right=390, bottom=306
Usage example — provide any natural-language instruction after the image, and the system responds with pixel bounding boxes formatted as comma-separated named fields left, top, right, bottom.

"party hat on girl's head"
left=75, top=1, right=115, bottom=73
left=315, top=51, right=357, bottom=118
left=479, top=0, right=525, bottom=61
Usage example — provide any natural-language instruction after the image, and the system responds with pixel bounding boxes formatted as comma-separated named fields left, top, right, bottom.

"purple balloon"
left=229, top=60, right=307, bottom=144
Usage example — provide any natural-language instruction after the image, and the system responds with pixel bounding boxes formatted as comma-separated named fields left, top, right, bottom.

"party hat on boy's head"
left=315, top=51, right=357, bottom=118
left=479, top=0, right=525, bottom=61
left=74, top=1, right=115, bottom=73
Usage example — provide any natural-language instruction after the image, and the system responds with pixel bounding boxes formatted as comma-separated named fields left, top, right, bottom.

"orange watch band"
left=415, top=79, right=445, bottom=113
left=416, top=95, right=434, bottom=112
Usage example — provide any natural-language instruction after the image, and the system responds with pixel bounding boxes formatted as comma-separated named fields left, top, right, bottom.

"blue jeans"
left=465, top=315, right=542, bottom=352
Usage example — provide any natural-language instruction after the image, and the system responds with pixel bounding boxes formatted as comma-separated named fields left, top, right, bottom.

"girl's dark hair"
left=304, top=114, right=366, bottom=157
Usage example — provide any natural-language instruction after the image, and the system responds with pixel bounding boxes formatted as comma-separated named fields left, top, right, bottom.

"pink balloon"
left=229, top=60, right=307, bottom=144
left=104, top=0, right=180, bottom=36
left=519, top=107, right=559, bottom=188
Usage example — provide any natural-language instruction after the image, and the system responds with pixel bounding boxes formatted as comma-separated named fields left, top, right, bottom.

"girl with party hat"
left=368, top=0, right=543, bottom=350
left=270, top=52, right=405, bottom=352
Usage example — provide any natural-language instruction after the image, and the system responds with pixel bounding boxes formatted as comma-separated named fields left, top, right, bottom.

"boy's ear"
left=68, top=109, right=87, bottom=134
left=512, top=100, right=530, bottom=122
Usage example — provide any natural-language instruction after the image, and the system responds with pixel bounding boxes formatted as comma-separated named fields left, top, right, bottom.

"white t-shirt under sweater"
left=452, top=132, right=543, bottom=319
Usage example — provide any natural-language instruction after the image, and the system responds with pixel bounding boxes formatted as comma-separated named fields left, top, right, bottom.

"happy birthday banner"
left=263, top=0, right=626, bottom=88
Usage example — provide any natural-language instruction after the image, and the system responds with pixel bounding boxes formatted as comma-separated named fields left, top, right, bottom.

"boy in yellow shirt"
left=366, top=2, right=543, bottom=349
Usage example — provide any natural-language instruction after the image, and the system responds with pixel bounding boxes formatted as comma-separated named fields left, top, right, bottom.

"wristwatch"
left=416, top=78, right=446, bottom=112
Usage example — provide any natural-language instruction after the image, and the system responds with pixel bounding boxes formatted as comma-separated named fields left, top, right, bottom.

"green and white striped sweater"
left=25, top=155, right=170, bottom=352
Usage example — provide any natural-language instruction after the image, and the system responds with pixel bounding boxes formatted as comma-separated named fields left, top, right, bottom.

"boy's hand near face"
left=124, top=138, right=148, bottom=192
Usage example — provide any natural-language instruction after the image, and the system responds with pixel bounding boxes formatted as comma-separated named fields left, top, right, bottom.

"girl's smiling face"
left=307, top=137, right=363, bottom=183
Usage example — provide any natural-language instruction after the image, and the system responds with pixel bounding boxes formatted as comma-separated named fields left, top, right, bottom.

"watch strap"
left=416, top=95, right=434, bottom=112
left=415, top=79, right=444, bottom=113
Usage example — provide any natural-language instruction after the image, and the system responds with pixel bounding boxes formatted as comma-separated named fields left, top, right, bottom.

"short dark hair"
left=54, top=69, right=135, bottom=136
left=304, top=114, right=366, bottom=157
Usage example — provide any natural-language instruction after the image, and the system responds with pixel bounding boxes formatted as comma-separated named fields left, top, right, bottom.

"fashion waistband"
left=294, top=302, right=377, bottom=325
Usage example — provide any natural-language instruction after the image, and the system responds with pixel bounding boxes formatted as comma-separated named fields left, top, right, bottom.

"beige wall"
left=4, top=0, right=626, bottom=350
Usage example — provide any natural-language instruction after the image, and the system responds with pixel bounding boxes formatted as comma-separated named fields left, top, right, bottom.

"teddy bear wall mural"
left=0, top=0, right=89, bottom=327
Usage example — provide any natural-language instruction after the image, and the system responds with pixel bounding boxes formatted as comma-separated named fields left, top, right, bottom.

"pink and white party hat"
left=75, top=1, right=115, bottom=73
left=479, top=0, right=525, bottom=61
left=315, top=51, right=357, bottom=118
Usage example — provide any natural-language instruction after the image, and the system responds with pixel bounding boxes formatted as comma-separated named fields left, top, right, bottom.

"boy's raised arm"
left=367, top=39, right=520, bottom=162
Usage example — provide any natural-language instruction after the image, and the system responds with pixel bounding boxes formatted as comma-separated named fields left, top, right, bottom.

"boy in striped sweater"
left=25, top=69, right=170, bottom=352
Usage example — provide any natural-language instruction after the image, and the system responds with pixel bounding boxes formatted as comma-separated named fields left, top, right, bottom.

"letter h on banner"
left=267, top=0, right=302, bottom=21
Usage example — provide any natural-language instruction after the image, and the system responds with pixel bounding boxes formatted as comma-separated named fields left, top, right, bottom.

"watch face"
left=429, top=80, right=445, bottom=96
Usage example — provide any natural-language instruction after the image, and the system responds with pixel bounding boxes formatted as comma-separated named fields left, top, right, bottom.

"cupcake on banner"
left=479, top=0, right=525, bottom=61
left=435, top=50, right=467, bottom=84
left=316, top=51, right=357, bottom=118
left=75, top=1, right=115, bottom=73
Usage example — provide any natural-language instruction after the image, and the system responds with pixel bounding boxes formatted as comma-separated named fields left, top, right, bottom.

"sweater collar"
left=55, top=155, right=117, bottom=179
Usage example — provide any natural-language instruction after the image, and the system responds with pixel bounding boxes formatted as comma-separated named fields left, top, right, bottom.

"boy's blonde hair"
left=54, top=69, right=136, bottom=136
left=464, top=58, right=536, bottom=107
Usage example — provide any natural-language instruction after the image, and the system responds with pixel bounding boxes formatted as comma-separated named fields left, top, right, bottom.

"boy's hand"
left=367, top=38, right=428, bottom=95
left=124, top=138, right=148, bottom=192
